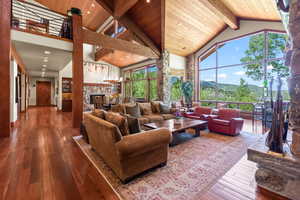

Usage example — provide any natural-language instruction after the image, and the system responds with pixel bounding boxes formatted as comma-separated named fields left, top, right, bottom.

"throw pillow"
left=105, top=112, right=130, bottom=136
left=126, top=115, right=141, bottom=134
left=125, top=103, right=141, bottom=118
left=160, top=103, right=171, bottom=114
left=139, top=103, right=152, bottom=115
left=92, top=109, right=106, bottom=119
left=151, top=101, right=161, bottom=113
left=111, top=104, right=126, bottom=114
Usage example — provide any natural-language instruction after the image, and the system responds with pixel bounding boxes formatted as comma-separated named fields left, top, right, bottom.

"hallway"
left=0, top=107, right=106, bottom=200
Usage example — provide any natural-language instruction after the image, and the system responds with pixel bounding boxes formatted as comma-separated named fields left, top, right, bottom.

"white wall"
left=194, top=20, right=285, bottom=58
left=29, top=77, right=56, bottom=106
left=10, top=60, right=18, bottom=123
left=21, top=74, right=26, bottom=112
left=57, top=44, right=120, bottom=110
left=169, top=53, right=186, bottom=69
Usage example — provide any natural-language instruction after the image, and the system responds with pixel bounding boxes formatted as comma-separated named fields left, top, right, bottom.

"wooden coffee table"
left=144, top=118, right=208, bottom=146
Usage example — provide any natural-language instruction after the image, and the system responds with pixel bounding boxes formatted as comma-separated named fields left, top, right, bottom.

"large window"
left=198, top=31, right=289, bottom=110
left=124, top=65, right=158, bottom=101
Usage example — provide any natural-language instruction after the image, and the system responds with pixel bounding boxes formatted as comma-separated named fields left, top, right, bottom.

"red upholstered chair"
left=208, top=108, right=244, bottom=136
left=183, top=106, right=213, bottom=121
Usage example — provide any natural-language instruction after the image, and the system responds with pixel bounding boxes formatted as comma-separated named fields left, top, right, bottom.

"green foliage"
left=240, top=33, right=289, bottom=81
left=181, top=81, right=193, bottom=105
left=171, top=78, right=182, bottom=101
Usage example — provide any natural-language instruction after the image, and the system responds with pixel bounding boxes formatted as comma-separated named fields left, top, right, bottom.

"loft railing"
left=11, top=0, right=72, bottom=40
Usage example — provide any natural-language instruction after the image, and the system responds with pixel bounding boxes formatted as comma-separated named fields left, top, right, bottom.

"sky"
left=199, top=33, right=289, bottom=90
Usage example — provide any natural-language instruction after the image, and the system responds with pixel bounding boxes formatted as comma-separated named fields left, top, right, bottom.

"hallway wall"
left=10, top=60, right=18, bottom=123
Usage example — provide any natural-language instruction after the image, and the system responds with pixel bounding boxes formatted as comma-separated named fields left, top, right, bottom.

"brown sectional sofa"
left=111, top=101, right=177, bottom=125
left=83, top=112, right=172, bottom=182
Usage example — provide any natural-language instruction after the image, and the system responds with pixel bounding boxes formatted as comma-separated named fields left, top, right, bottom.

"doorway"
left=36, top=81, right=51, bottom=106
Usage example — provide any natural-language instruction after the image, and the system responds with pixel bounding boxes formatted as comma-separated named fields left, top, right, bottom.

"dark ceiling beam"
left=200, top=0, right=239, bottom=30
left=83, top=29, right=159, bottom=58
left=95, top=0, right=161, bottom=57
left=114, top=0, right=138, bottom=18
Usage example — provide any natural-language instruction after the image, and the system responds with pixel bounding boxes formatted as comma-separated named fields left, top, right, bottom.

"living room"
left=0, top=0, right=299, bottom=200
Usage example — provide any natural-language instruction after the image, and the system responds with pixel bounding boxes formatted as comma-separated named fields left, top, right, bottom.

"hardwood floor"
left=0, top=107, right=117, bottom=200
left=200, top=156, right=290, bottom=200
left=0, top=107, right=289, bottom=200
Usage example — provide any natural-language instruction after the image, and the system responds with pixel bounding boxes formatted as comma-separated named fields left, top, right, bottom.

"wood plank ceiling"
left=165, top=0, right=281, bottom=57
left=34, top=0, right=110, bottom=31
left=33, top=0, right=282, bottom=66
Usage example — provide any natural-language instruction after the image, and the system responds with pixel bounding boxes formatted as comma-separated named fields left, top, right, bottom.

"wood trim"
left=84, top=82, right=112, bottom=87
left=10, top=120, right=19, bottom=127
left=114, top=0, right=138, bottom=18
left=161, top=0, right=166, bottom=51
left=72, top=13, right=84, bottom=128
left=12, top=27, right=73, bottom=43
left=83, top=29, right=159, bottom=58
left=95, top=48, right=114, bottom=61
left=0, top=0, right=11, bottom=137
left=200, top=0, right=239, bottom=30
left=11, top=43, right=26, bottom=74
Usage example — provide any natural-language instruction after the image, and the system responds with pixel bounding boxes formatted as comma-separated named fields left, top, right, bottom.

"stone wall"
left=288, top=0, right=300, bottom=156
left=186, top=54, right=196, bottom=100
left=157, top=50, right=172, bottom=104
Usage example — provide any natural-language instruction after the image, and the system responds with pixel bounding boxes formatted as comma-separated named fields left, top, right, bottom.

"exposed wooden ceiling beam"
left=95, top=48, right=114, bottom=61
left=114, top=0, right=138, bottom=18
left=200, top=0, right=238, bottom=30
left=95, top=0, right=161, bottom=56
left=83, top=29, right=159, bottom=58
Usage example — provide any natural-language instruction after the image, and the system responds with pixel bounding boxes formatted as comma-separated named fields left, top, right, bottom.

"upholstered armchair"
left=183, top=106, right=213, bottom=121
left=208, top=108, right=244, bottom=136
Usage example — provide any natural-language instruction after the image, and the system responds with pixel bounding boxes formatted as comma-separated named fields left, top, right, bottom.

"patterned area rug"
left=73, top=131, right=260, bottom=200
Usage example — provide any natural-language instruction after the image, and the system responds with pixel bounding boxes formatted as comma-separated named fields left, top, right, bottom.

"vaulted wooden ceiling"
left=32, top=0, right=282, bottom=66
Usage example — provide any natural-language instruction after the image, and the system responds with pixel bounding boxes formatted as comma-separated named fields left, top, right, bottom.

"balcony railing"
left=11, top=0, right=72, bottom=40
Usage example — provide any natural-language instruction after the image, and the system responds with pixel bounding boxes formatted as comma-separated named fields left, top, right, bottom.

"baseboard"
left=10, top=120, right=19, bottom=127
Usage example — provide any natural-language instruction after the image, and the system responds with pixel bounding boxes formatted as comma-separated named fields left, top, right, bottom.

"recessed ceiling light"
left=42, top=64, right=47, bottom=67
left=146, top=0, right=150, bottom=3
left=91, top=3, right=95, bottom=7
left=44, top=51, right=51, bottom=55
left=44, top=60, right=48, bottom=63
left=87, top=11, right=91, bottom=14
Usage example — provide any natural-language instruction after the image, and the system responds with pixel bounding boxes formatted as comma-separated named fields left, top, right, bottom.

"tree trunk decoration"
left=265, top=77, right=285, bottom=153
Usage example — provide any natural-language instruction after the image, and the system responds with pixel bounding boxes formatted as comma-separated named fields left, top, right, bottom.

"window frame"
left=196, top=29, right=287, bottom=103
left=123, top=64, right=158, bottom=101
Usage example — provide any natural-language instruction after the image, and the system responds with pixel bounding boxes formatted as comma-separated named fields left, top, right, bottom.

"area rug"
left=73, top=131, right=260, bottom=200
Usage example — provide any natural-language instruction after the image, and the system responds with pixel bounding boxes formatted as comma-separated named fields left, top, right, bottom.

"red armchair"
left=183, top=106, right=213, bottom=121
left=208, top=108, right=244, bottom=136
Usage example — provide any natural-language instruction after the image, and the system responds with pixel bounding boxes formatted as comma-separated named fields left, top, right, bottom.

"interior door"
left=36, top=81, right=51, bottom=106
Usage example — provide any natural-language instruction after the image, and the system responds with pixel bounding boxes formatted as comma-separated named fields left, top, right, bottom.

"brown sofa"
left=111, top=101, right=177, bottom=125
left=83, top=113, right=172, bottom=182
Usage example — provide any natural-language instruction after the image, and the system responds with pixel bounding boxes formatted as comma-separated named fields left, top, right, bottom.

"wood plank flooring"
left=0, top=107, right=290, bottom=200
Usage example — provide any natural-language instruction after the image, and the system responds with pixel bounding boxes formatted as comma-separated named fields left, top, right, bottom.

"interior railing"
left=11, top=0, right=72, bottom=40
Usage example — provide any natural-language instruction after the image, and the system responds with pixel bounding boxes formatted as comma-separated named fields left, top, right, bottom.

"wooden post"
left=0, top=0, right=11, bottom=137
left=71, top=10, right=83, bottom=128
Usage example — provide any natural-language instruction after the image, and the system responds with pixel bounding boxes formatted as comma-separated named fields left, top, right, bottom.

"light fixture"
left=87, top=11, right=91, bottom=15
left=44, top=50, right=51, bottom=55
left=146, top=0, right=150, bottom=3
left=42, top=64, right=47, bottom=67
left=91, top=3, right=95, bottom=7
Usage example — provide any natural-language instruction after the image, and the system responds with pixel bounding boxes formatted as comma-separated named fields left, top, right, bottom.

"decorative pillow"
left=105, top=112, right=130, bottom=136
left=92, top=109, right=106, bottom=119
left=125, top=103, right=141, bottom=118
left=160, top=103, right=171, bottom=114
left=139, top=103, right=153, bottom=115
left=151, top=101, right=161, bottom=113
left=111, top=104, right=126, bottom=114
left=126, top=115, right=141, bottom=134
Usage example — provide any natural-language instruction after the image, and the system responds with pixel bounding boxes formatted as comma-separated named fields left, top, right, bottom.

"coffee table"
left=144, top=118, right=208, bottom=146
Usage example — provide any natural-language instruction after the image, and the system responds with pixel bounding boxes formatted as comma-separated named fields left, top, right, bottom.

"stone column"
left=186, top=54, right=196, bottom=100
left=288, top=0, right=300, bottom=156
left=157, top=50, right=171, bottom=104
